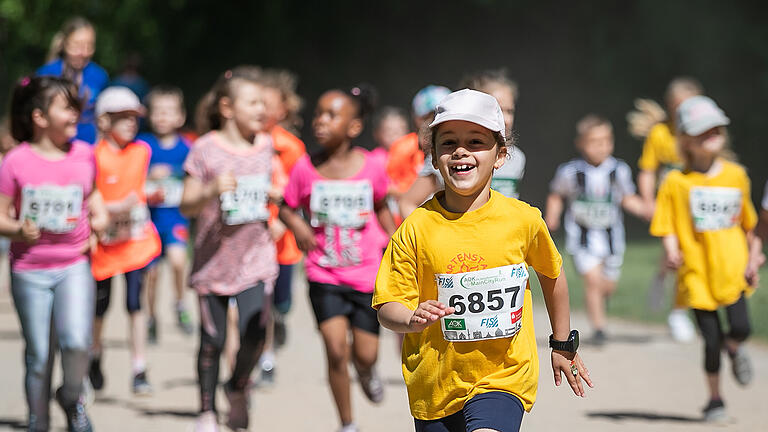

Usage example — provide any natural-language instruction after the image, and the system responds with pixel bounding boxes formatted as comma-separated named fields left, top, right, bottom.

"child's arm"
left=278, top=203, right=317, bottom=252
left=662, top=234, right=683, bottom=269
left=537, top=269, right=594, bottom=397
left=375, top=198, right=396, bottom=237
left=180, top=172, right=235, bottom=218
left=622, top=194, right=652, bottom=222
left=377, top=300, right=454, bottom=334
left=0, top=194, right=38, bottom=243
left=637, top=170, right=657, bottom=211
left=544, top=193, right=564, bottom=232
left=757, top=208, right=768, bottom=245
left=88, top=189, right=109, bottom=236
left=399, top=175, right=438, bottom=219
left=745, top=229, right=765, bottom=288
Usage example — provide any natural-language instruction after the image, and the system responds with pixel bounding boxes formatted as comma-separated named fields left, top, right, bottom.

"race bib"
left=690, top=186, right=742, bottom=232
left=20, top=184, right=83, bottom=233
left=491, top=177, right=519, bottom=198
left=220, top=175, right=271, bottom=225
left=437, top=263, right=529, bottom=342
left=145, top=178, right=184, bottom=208
left=310, top=180, right=373, bottom=228
left=102, top=205, right=150, bottom=245
left=571, top=199, right=616, bottom=229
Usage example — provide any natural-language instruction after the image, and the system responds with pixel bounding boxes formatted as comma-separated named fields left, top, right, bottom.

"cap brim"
left=98, top=107, right=146, bottom=117
left=685, top=116, right=730, bottom=136
left=429, top=112, right=504, bottom=138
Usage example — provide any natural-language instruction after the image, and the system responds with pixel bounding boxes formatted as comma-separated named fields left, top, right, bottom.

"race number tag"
left=220, top=175, right=271, bottom=225
left=437, top=263, right=529, bottom=342
left=491, top=177, right=519, bottom=198
left=690, top=186, right=742, bottom=232
left=102, top=205, right=150, bottom=245
left=309, top=180, right=373, bottom=228
left=145, top=178, right=184, bottom=208
left=20, top=185, right=83, bottom=233
left=571, top=199, right=616, bottom=229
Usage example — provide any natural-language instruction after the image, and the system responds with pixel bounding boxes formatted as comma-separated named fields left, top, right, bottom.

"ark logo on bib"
left=446, top=252, right=488, bottom=274
left=444, top=318, right=466, bottom=330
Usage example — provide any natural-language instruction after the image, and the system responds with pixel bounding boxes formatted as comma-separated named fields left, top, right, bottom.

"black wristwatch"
left=549, top=330, right=579, bottom=353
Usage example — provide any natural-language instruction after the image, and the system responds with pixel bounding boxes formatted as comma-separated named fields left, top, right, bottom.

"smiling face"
left=312, top=91, right=362, bottom=150
left=63, top=26, right=95, bottom=71
left=106, top=112, right=139, bottom=147
left=432, top=120, right=506, bottom=200
left=220, top=80, right=267, bottom=138
left=34, top=92, right=79, bottom=146
left=680, top=126, right=726, bottom=166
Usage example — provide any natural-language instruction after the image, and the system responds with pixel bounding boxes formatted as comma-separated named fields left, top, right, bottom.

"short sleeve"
left=638, top=126, right=661, bottom=171
left=762, top=181, right=768, bottom=211
left=549, top=163, right=572, bottom=197
left=649, top=175, right=675, bottom=237
left=615, top=161, right=637, bottom=198
left=0, top=155, right=18, bottom=199
left=283, top=156, right=306, bottom=210
left=525, top=211, right=563, bottom=279
left=372, top=224, right=421, bottom=310
left=739, top=173, right=758, bottom=231
left=183, top=142, right=209, bottom=181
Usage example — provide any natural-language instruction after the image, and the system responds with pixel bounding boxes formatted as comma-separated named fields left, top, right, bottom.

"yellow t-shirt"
left=373, top=190, right=563, bottom=419
left=638, top=122, right=683, bottom=173
left=649, top=160, right=757, bottom=311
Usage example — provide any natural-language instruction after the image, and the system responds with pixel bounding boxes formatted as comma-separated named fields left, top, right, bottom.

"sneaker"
left=194, top=411, right=219, bottom=432
left=147, top=317, right=158, bottom=345
left=729, top=346, right=753, bottom=386
left=132, top=370, right=153, bottom=396
left=339, top=423, right=359, bottom=432
left=592, top=329, right=607, bottom=346
left=668, top=309, right=695, bottom=343
left=259, top=362, right=275, bottom=388
left=358, top=369, right=384, bottom=404
left=88, top=357, right=104, bottom=391
left=274, top=312, right=288, bottom=349
left=56, top=388, right=93, bottom=432
left=225, top=383, right=249, bottom=430
left=177, top=307, right=195, bottom=335
left=702, top=398, right=726, bottom=423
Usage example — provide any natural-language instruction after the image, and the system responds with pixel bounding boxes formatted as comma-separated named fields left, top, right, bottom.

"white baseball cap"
left=95, top=86, right=146, bottom=117
left=676, top=95, right=729, bottom=136
left=428, top=89, right=506, bottom=141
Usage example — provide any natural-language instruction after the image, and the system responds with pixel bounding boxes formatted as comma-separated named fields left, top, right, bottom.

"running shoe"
left=729, top=346, right=753, bottom=386
left=668, top=309, right=695, bottom=343
left=259, top=362, right=275, bottom=388
left=338, top=423, right=359, bottom=432
left=177, top=307, right=195, bottom=335
left=147, top=317, right=158, bottom=345
left=225, top=383, right=250, bottom=430
left=132, top=370, right=153, bottom=396
left=88, top=357, right=104, bottom=391
left=591, top=329, right=607, bottom=346
left=702, top=398, right=726, bottom=423
left=194, top=411, right=219, bottom=432
left=358, top=369, right=385, bottom=404
left=56, top=388, right=93, bottom=432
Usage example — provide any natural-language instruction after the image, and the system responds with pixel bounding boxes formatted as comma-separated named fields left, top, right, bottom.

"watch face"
left=570, top=330, right=580, bottom=351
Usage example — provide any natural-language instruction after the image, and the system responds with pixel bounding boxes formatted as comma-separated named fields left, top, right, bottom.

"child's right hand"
left=665, top=249, right=683, bottom=269
left=216, top=172, right=237, bottom=195
left=293, top=222, right=318, bottom=252
left=409, top=300, right=455, bottom=332
left=18, top=219, right=40, bottom=244
left=148, top=164, right=172, bottom=181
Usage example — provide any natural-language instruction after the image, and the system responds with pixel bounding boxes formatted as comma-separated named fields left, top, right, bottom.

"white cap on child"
left=676, top=95, right=729, bottom=136
left=428, top=89, right=506, bottom=141
left=95, top=86, right=146, bottom=117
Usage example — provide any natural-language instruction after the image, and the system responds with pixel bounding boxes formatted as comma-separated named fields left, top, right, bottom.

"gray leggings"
left=11, top=260, right=94, bottom=430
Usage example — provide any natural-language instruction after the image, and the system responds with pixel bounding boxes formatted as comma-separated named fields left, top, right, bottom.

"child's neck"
left=323, top=140, right=353, bottom=161
left=157, top=132, right=177, bottom=148
left=29, top=133, right=69, bottom=158
left=221, top=121, right=255, bottom=149
left=689, top=155, right=719, bottom=175
left=105, top=134, right=129, bottom=150
left=441, top=185, right=492, bottom=213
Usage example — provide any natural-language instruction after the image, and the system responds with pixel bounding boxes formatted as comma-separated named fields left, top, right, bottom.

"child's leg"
left=692, top=308, right=724, bottom=401
left=92, top=278, right=113, bottom=356
left=319, top=316, right=353, bottom=425
left=724, top=294, right=751, bottom=350
left=230, top=283, right=267, bottom=390
left=197, top=294, right=229, bottom=414
left=583, top=265, right=607, bottom=332
left=349, top=290, right=383, bottom=403
left=53, top=261, right=94, bottom=406
left=223, top=300, right=239, bottom=374
left=145, top=263, right=159, bottom=324
left=125, top=268, right=148, bottom=375
left=166, top=245, right=188, bottom=306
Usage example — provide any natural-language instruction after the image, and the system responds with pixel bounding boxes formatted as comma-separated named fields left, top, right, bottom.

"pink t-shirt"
left=184, top=131, right=279, bottom=296
left=0, top=141, right=95, bottom=271
left=284, top=150, right=388, bottom=293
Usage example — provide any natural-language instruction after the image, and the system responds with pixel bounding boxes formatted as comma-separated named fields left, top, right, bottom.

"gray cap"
left=676, top=95, right=729, bottom=136
left=428, top=89, right=506, bottom=141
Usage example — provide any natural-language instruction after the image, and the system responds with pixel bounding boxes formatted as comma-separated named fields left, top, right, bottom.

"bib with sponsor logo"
left=145, top=178, right=184, bottom=208
left=571, top=198, right=616, bottom=229
left=20, top=184, right=83, bottom=233
left=491, top=177, right=519, bottom=199
left=310, top=180, right=373, bottom=228
left=437, top=263, right=529, bottom=342
left=220, top=175, right=271, bottom=225
left=690, top=186, right=742, bottom=232
left=102, top=205, right=150, bottom=245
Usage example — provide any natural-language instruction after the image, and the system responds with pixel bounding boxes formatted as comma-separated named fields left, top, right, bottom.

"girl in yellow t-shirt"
left=650, top=96, right=763, bottom=423
left=374, top=89, right=592, bottom=432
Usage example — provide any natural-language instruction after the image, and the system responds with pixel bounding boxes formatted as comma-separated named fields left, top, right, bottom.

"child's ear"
left=97, top=114, right=111, bottom=132
left=494, top=145, right=508, bottom=170
left=431, top=146, right=438, bottom=169
left=219, top=97, right=233, bottom=120
left=31, top=108, right=48, bottom=129
left=347, top=118, right=363, bottom=139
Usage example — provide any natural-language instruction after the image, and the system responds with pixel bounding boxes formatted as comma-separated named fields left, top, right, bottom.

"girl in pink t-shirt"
left=0, top=76, right=108, bottom=432
left=181, top=66, right=284, bottom=432
left=280, top=85, right=396, bottom=432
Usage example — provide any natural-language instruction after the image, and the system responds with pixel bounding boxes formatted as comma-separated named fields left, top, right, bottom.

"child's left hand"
left=551, top=350, right=593, bottom=397
left=745, top=252, right=765, bottom=288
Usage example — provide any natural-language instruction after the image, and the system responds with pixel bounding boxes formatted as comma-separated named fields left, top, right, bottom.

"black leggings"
left=197, top=283, right=267, bottom=413
left=692, top=294, right=751, bottom=374
left=95, top=267, right=147, bottom=316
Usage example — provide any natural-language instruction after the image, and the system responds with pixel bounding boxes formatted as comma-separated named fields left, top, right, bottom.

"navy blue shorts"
left=414, top=391, right=524, bottom=432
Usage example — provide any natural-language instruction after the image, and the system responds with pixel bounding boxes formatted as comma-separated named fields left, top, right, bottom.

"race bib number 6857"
left=437, top=263, right=529, bottom=342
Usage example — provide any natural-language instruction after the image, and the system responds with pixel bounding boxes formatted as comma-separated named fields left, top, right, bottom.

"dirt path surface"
left=0, top=265, right=765, bottom=431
